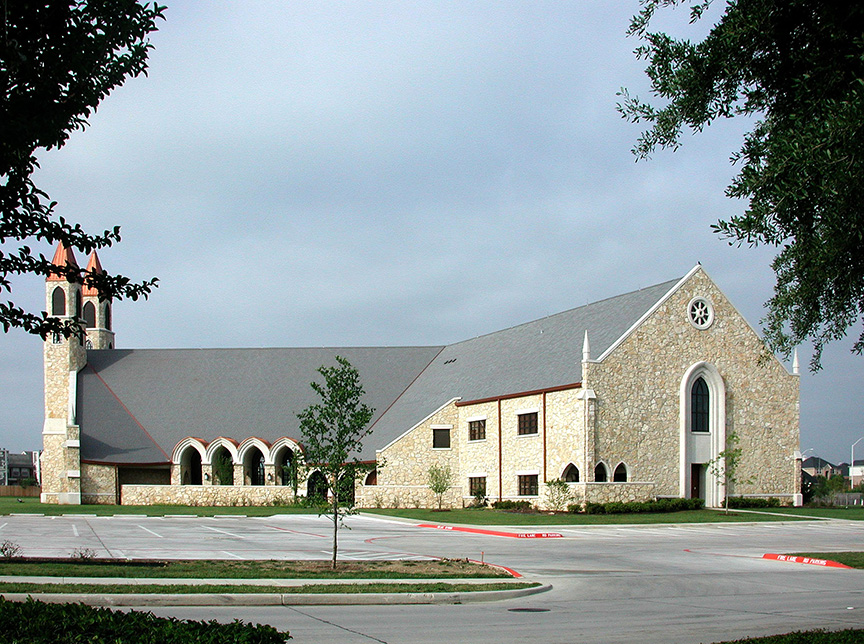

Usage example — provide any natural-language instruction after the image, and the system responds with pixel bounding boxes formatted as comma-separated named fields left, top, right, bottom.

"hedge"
left=724, top=496, right=781, bottom=509
left=491, top=500, right=534, bottom=511
left=574, top=498, right=704, bottom=515
left=0, top=597, right=290, bottom=643
left=722, top=629, right=864, bottom=643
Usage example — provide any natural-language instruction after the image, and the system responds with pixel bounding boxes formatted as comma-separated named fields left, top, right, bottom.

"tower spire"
left=582, top=330, right=591, bottom=363
left=47, top=243, right=79, bottom=281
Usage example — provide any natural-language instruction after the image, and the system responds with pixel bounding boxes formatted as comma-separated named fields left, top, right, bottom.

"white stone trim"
left=205, top=437, right=240, bottom=464
left=64, top=439, right=80, bottom=448
left=67, top=469, right=80, bottom=478
left=516, top=408, right=539, bottom=416
left=466, top=472, right=487, bottom=478
left=68, top=370, right=78, bottom=425
left=172, top=437, right=208, bottom=464
left=237, top=437, right=273, bottom=465
left=58, top=492, right=81, bottom=505
left=466, top=415, right=487, bottom=423
left=377, top=398, right=461, bottom=454
left=679, top=361, right=726, bottom=507
left=687, top=296, right=715, bottom=330
left=597, top=264, right=702, bottom=363
left=516, top=470, right=540, bottom=476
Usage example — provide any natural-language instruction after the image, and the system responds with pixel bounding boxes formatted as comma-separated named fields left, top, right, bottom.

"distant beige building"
left=41, top=244, right=801, bottom=508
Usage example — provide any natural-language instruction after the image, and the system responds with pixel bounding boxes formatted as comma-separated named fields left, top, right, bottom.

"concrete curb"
left=0, top=583, right=551, bottom=606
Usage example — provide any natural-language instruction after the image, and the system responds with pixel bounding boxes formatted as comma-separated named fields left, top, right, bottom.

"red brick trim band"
left=763, top=553, right=852, bottom=569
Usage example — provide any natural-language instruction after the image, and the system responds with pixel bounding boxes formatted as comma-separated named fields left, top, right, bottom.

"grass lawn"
left=0, top=496, right=320, bottom=517
left=364, top=507, right=807, bottom=525
left=747, top=506, right=864, bottom=520
left=0, top=558, right=508, bottom=579
left=786, top=552, right=864, bottom=569
left=0, top=581, right=536, bottom=595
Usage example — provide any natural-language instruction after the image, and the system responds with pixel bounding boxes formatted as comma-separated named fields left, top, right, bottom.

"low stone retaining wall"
left=121, top=484, right=299, bottom=506
left=355, top=485, right=463, bottom=510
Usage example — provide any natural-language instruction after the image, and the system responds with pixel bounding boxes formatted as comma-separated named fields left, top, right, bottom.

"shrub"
left=724, top=496, right=781, bottom=509
left=492, top=500, right=534, bottom=511
left=0, top=540, right=21, bottom=560
left=578, top=498, right=704, bottom=514
left=545, top=478, right=572, bottom=512
left=0, top=597, right=291, bottom=643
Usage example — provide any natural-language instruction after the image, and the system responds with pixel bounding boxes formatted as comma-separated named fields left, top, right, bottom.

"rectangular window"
left=432, top=428, right=451, bottom=449
left=469, top=419, right=486, bottom=441
left=469, top=476, right=486, bottom=497
left=518, top=474, right=539, bottom=496
left=517, top=412, right=538, bottom=435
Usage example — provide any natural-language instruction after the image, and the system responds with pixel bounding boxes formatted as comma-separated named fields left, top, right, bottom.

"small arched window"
left=691, top=377, right=709, bottom=432
left=594, top=462, right=608, bottom=483
left=52, top=287, right=66, bottom=316
left=364, top=469, right=378, bottom=486
left=82, top=302, right=96, bottom=328
left=562, top=463, right=580, bottom=482
left=104, top=303, right=112, bottom=330
left=613, top=463, right=628, bottom=482
left=73, top=290, right=82, bottom=320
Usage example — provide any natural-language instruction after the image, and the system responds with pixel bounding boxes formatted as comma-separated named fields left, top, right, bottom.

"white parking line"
left=137, top=525, right=163, bottom=538
left=72, top=525, right=79, bottom=537
left=203, top=526, right=244, bottom=539
left=0, top=523, right=7, bottom=531
left=221, top=551, right=244, bottom=559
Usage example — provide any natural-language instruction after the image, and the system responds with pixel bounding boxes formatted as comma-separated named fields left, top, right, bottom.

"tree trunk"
left=331, top=489, right=339, bottom=570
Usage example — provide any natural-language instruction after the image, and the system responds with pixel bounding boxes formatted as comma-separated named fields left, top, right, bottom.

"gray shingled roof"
left=77, top=277, right=681, bottom=463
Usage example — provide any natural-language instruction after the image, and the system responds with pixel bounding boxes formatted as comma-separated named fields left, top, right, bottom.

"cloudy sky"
left=2, top=1, right=862, bottom=464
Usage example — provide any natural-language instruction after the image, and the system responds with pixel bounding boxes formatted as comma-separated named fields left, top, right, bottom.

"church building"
left=40, top=244, right=802, bottom=508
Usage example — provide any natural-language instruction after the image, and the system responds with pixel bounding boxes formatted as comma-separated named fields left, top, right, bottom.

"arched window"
left=691, top=377, right=709, bottom=432
left=73, top=290, right=82, bottom=320
left=307, top=471, right=328, bottom=504
left=52, top=287, right=66, bottom=316
left=613, top=463, right=628, bottom=482
left=82, top=302, right=96, bottom=328
left=104, top=303, right=112, bottom=330
left=562, top=463, right=580, bottom=482
left=364, top=469, right=378, bottom=486
left=594, top=462, right=608, bottom=482
left=337, top=473, right=355, bottom=506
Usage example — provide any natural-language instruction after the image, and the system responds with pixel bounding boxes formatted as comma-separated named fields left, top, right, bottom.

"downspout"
left=498, top=398, right=502, bottom=502
left=542, top=391, right=547, bottom=482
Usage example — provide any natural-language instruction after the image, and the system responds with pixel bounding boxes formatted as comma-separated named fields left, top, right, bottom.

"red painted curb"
left=418, top=524, right=563, bottom=539
left=763, top=553, right=852, bottom=569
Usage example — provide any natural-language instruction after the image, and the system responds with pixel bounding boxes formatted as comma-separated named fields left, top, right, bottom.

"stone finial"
left=792, top=348, right=799, bottom=375
left=582, top=330, right=591, bottom=363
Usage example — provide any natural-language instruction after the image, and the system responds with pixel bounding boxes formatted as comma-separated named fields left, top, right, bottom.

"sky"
left=1, top=1, right=862, bottom=464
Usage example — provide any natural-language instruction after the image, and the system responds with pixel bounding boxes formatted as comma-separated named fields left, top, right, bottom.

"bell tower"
left=82, top=251, right=115, bottom=350
left=41, top=243, right=86, bottom=504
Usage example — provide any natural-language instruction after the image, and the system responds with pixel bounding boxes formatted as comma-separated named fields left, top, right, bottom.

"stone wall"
left=81, top=463, right=117, bottom=504
left=588, top=268, right=799, bottom=505
left=355, top=484, right=462, bottom=510
left=121, top=484, right=300, bottom=506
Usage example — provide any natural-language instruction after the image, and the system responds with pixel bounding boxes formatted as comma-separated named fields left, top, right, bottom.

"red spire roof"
left=46, top=243, right=79, bottom=282
left=82, top=251, right=105, bottom=296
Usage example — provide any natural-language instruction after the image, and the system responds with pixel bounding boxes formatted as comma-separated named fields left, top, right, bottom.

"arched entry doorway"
left=244, top=447, right=265, bottom=486
left=180, top=446, right=202, bottom=485
left=680, top=362, right=726, bottom=507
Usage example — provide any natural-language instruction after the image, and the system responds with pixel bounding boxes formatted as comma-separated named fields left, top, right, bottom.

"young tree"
left=427, top=463, right=453, bottom=510
left=1, top=1, right=163, bottom=338
left=619, top=1, right=864, bottom=369
left=297, top=356, right=374, bottom=569
left=708, top=431, right=753, bottom=513
left=545, top=478, right=572, bottom=512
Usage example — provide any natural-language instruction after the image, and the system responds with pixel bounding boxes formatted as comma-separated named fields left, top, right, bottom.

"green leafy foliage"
left=619, top=1, right=864, bottom=368
left=579, top=498, right=704, bottom=514
left=724, top=496, right=781, bottom=508
left=427, top=463, right=453, bottom=510
left=708, top=431, right=753, bottom=513
left=1, top=1, right=163, bottom=338
left=544, top=478, right=573, bottom=512
left=491, top=500, right=534, bottom=511
left=0, top=597, right=290, bottom=643
left=297, top=356, right=374, bottom=569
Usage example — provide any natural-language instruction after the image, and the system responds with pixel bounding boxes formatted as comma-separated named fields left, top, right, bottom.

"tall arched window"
left=691, top=377, right=709, bottom=432
left=82, top=302, right=96, bottom=328
left=594, top=462, right=608, bottom=482
left=104, top=303, right=112, bottom=330
left=613, top=463, right=628, bottom=482
left=562, top=463, right=580, bottom=482
left=52, top=287, right=66, bottom=316
left=73, top=290, right=82, bottom=320
left=307, top=471, right=328, bottom=504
